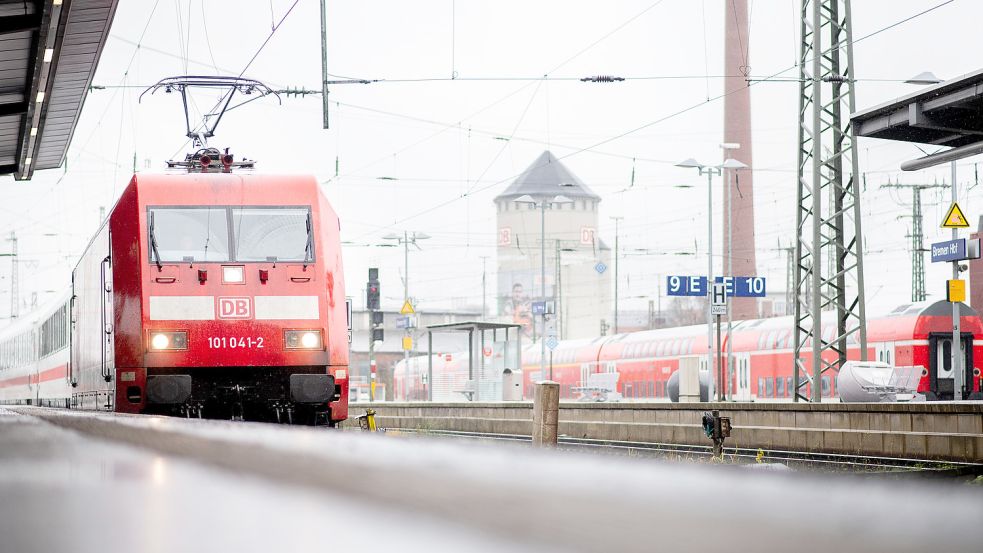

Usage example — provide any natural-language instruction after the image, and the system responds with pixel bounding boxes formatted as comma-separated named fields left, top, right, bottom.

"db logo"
left=218, top=297, right=251, bottom=319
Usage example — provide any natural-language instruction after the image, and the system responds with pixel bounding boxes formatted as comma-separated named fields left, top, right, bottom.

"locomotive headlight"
left=301, top=331, right=319, bottom=348
left=150, top=331, right=188, bottom=351
left=151, top=333, right=169, bottom=349
left=285, top=330, right=322, bottom=350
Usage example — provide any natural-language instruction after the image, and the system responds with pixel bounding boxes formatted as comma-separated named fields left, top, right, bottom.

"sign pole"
left=951, top=161, right=964, bottom=399
left=716, top=313, right=723, bottom=401
left=706, top=169, right=715, bottom=403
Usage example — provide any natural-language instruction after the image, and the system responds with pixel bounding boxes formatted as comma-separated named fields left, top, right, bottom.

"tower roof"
left=494, top=151, right=600, bottom=202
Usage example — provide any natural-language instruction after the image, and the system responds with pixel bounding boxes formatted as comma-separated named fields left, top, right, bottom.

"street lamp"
left=675, top=157, right=747, bottom=401
left=720, top=144, right=748, bottom=401
left=382, top=231, right=430, bottom=400
left=513, top=193, right=574, bottom=381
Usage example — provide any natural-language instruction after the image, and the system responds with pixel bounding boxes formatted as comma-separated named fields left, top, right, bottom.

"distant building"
left=495, top=151, right=611, bottom=340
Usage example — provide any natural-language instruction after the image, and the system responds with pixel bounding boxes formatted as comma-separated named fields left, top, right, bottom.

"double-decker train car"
left=0, top=167, right=350, bottom=424
left=394, top=300, right=983, bottom=402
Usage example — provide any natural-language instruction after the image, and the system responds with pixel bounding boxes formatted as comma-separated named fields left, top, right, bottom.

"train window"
left=232, top=207, right=313, bottom=262
left=149, top=207, right=231, bottom=262
left=765, top=378, right=774, bottom=398
left=821, top=376, right=831, bottom=396
left=777, top=377, right=785, bottom=397
left=757, top=377, right=764, bottom=396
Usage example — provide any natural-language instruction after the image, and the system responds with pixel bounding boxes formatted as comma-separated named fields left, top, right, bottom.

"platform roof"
left=0, top=0, right=119, bottom=180
left=426, top=321, right=523, bottom=332
left=852, top=68, right=983, bottom=148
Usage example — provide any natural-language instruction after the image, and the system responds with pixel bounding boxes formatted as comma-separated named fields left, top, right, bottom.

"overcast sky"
left=0, top=0, right=980, bottom=322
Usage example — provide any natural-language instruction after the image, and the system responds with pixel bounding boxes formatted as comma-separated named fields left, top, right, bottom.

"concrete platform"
left=0, top=407, right=554, bottom=553
left=3, top=406, right=983, bottom=553
left=351, top=401, right=983, bottom=462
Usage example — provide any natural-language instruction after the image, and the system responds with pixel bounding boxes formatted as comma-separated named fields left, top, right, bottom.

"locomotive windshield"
left=231, top=207, right=311, bottom=262
left=147, top=206, right=313, bottom=263
left=149, top=207, right=232, bottom=262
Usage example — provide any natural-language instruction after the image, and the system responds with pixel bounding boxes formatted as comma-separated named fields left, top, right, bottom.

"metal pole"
left=706, top=169, right=715, bottom=401
left=469, top=329, right=475, bottom=401
left=468, top=328, right=481, bottom=401
left=403, top=231, right=409, bottom=401
left=716, top=314, right=723, bottom=401
left=540, top=201, right=546, bottom=380
left=612, top=216, right=622, bottom=334
left=480, top=256, right=487, bottom=319
left=319, top=0, right=329, bottom=129
left=427, top=331, right=433, bottom=401
left=951, top=161, right=964, bottom=399
left=7, top=232, right=17, bottom=319
left=810, top=0, right=823, bottom=402
left=368, top=325, right=376, bottom=402
left=727, top=170, right=733, bottom=400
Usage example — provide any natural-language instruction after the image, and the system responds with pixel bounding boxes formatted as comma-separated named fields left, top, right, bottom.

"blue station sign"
left=666, top=275, right=767, bottom=298
left=931, top=238, right=967, bottom=263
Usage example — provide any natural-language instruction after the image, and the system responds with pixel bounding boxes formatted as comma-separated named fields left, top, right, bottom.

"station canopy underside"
left=0, top=0, right=118, bottom=180
left=852, top=68, right=983, bottom=148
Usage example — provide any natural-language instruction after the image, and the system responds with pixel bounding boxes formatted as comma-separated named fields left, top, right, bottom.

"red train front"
left=70, top=169, right=349, bottom=424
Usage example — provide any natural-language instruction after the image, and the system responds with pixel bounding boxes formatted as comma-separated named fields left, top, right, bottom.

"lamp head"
left=675, top=158, right=704, bottom=169
left=904, top=71, right=942, bottom=85
left=721, top=158, right=748, bottom=170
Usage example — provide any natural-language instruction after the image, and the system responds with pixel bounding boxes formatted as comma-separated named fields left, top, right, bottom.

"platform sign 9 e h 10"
left=666, top=275, right=766, bottom=298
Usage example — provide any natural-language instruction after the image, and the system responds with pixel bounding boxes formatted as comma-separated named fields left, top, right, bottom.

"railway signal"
left=367, top=268, right=381, bottom=401
left=702, top=410, right=731, bottom=459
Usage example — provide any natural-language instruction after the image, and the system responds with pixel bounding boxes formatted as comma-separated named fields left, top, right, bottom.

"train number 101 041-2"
left=208, top=336, right=264, bottom=349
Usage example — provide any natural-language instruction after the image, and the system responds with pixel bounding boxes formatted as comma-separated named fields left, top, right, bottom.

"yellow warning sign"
left=399, top=300, right=415, bottom=315
left=402, top=336, right=413, bottom=351
left=947, top=279, right=966, bottom=303
left=942, top=202, right=970, bottom=228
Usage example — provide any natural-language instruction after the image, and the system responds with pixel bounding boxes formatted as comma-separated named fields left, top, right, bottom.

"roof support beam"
left=909, top=102, right=983, bottom=136
left=0, top=101, right=28, bottom=117
left=0, top=14, right=41, bottom=36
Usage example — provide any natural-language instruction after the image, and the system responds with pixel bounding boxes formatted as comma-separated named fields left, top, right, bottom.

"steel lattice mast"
left=793, top=0, right=867, bottom=402
left=881, top=182, right=947, bottom=302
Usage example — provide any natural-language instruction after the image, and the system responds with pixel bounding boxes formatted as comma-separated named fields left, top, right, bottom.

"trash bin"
left=502, top=368, right=523, bottom=401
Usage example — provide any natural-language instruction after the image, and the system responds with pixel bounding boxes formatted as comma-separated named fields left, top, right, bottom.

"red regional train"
left=0, top=156, right=350, bottom=424
left=395, top=300, right=983, bottom=402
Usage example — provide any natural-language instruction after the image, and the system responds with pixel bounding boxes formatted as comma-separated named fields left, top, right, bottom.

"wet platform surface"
left=0, top=407, right=551, bottom=553
left=2, top=406, right=982, bottom=553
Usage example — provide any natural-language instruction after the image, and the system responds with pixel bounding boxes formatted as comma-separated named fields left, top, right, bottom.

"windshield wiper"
left=149, top=212, right=162, bottom=271
left=303, top=211, right=314, bottom=268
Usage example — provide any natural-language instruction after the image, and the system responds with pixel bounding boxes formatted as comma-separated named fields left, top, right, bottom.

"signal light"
left=371, top=328, right=384, bottom=342
left=371, top=311, right=384, bottom=325
left=367, top=283, right=380, bottom=310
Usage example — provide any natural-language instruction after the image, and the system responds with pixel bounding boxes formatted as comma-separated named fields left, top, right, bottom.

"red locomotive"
left=0, top=166, right=350, bottom=424
left=396, top=301, right=983, bottom=402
